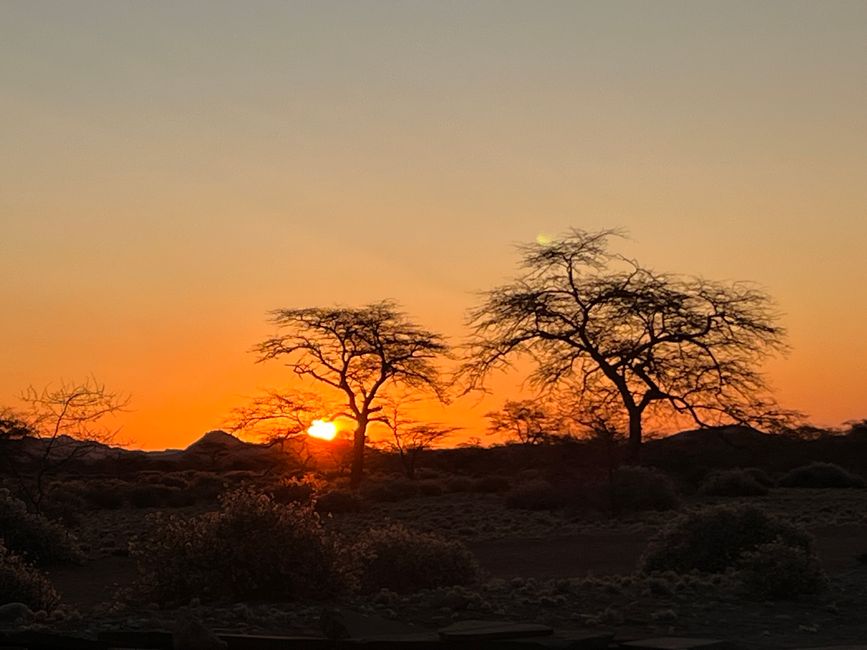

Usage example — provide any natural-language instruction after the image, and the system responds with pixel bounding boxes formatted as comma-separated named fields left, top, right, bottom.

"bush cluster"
left=779, top=462, right=865, bottom=489
left=352, top=524, right=480, bottom=594
left=699, top=469, right=770, bottom=497
left=642, top=504, right=815, bottom=575
left=504, top=480, right=563, bottom=510
left=738, top=541, right=828, bottom=600
left=315, top=489, right=364, bottom=514
left=0, top=541, right=60, bottom=611
left=130, top=487, right=480, bottom=604
left=610, top=466, right=679, bottom=512
left=130, top=488, right=346, bottom=604
left=0, top=489, right=81, bottom=565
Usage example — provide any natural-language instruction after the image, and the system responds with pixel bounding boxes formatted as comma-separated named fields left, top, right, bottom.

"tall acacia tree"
left=255, top=302, right=448, bottom=487
left=462, top=229, right=792, bottom=458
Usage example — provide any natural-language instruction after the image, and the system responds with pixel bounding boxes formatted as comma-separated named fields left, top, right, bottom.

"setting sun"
left=307, top=419, right=337, bottom=441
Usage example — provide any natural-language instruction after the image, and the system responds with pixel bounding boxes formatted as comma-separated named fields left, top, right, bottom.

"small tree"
left=462, top=229, right=793, bottom=458
left=1, top=378, right=128, bottom=512
left=486, top=399, right=559, bottom=446
left=379, top=396, right=457, bottom=479
left=255, top=302, right=448, bottom=487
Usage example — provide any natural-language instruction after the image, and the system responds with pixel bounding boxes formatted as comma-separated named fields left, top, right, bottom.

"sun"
left=307, top=419, right=337, bottom=441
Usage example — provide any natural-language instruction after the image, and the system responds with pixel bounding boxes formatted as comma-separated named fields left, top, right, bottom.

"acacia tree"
left=0, top=378, right=128, bottom=511
left=462, top=229, right=792, bottom=458
left=255, top=302, right=448, bottom=487
left=379, top=395, right=458, bottom=479
left=486, top=399, right=560, bottom=446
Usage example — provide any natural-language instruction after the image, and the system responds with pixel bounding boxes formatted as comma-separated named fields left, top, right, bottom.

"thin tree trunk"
left=626, top=411, right=642, bottom=461
left=350, top=421, right=367, bottom=488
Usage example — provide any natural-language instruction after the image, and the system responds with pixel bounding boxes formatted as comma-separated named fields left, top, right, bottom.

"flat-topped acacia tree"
left=461, top=229, right=793, bottom=458
left=255, top=302, right=448, bottom=487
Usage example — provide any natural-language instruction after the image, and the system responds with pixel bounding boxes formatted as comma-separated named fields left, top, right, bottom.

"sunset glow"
left=307, top=419, right=337, bottom=441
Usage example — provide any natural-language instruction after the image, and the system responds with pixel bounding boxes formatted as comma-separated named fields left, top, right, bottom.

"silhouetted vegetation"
left=0, top=541, right=60, bottom=611
left=779, top=462, right=866, bottom=489
left=352, top=523, right=480, bottom=593
left=642, top=504, right=814, bottom=574
left=738, top=541, right=828, bottom=600
left=610, top=466, right=679, bottom=512
left=462, top=229, right=794, bottom=457
left=699, top=469, right=770, bottom=497
left=0, top=489, right=81, bottom=565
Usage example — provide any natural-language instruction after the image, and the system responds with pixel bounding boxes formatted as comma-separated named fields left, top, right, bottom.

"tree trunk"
left=626, top=410, right=642, bottom=461
left=349, top=420, right=367, bottom=488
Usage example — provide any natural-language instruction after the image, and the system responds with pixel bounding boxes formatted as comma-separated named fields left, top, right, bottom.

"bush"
left=130, top=488, right=347, bottom=604
left=699, top=469, right=769, bottom=497
left=416, top=480, right=444, bottom=497
left=505, top=480, right=563, bottom=510
left=738, top=541, right=828, bottom=600
left=353, top=524, right=480, bottom=593
left=315, top=490, right=364, bottom=514
left=743, top=467, right=774, bottom=487
left=361, top=477, right=418, bottom=502
left=270, top=476, right=319, bottom=505
left=444, top=476, right=474, bottom=493
left=0, top=542, right=60, bottom=611
left=82, top=481, right=126, bottom=510
left=0, top=489, right=81, bottom=565
left=642, top=504, right=814, bottom=574
left=611, top=466, right=679, bottom=512
left=778, top=462, right=865, bottom=489
left=472, top=476, right=511, bottom=493
left=126, top=484, right=195, bottom=509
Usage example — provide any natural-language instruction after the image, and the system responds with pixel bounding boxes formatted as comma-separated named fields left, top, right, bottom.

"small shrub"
left=0, top=489, right=81, bottom=565
left=187, top=473, right=225, bottom=502
left=611, top=466, right=679, bottom=512
left=505, top=480, right=563, bottom=510
left=353, top=524, right=480, bottom=593
left=270, top=476, right=319, bottom=505
left=362, top=477, right=418, bottom=502
left=642, top=504, right=814, bottom=574
left=738, top=541, right=828, bottom=600
left=126, top=484, right=194, bottom=509
left=82, top=482, right=126, bottom=510
left=416, top=480, right=444, bottom=497
left=742, top=467, right=774, bottom=487
left=130, top=488, right=346, bottom=604
left=0, top=541, right=60, bottom=611
left=699, top=469, right=769, bottom=497
left=779, top=462, right=865, bottom=489
left=315, top=490, right=364, bottom=514
left=472, top=476, right=511, bottom=494
left=444, top=476, right=474, bottom=493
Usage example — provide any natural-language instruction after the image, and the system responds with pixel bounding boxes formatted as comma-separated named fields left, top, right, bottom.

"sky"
left=2, top=1, right=866, bottom=449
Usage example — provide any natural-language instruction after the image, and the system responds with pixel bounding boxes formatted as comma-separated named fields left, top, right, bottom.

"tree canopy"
left=255, top=301, right=448, bottom=485
left=462, top=228, right=793, bottom=455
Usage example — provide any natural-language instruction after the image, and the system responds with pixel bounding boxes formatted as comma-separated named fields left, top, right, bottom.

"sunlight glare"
left=307, top=419, right=337, bottom=441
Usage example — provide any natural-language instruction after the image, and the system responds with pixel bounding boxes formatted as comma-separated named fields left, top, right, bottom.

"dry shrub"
left=0, top=541, right=60, bottom=611
left=361, top=477, right=418, bottom=502
left=505, top=480, right=563, bottom=510
left=444, top=476, right=474, bottom=493
left=611, top=466, right=679, bottom=512
left=472, top=476, right=511, bottom=493
left=738, top=541, right=828, bottom=599
left=642, top=504, right=814, bottom=575
left=81, top=481, right=126, bottom=510
left=699, top=469, right=769, bottom=497
left=270, top=475, right=321, bottom=505
left=130, top=487, right=347, bottom=604
left=315, top=489, right=364, bottom=514
left=779, top=462, right=865, bottom=489
left=353, top=524, right=480, bottom=593
left=0, top=489, right=81, bottom=565
left=126, top=484, right=195, bottom=509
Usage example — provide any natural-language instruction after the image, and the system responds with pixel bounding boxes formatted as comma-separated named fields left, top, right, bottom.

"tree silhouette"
left=255, top=302, right=448, bottom=487
left=379, top=394, right=458, bottom=479
left=1, top=378, right=128, bottom=511
left=462, top=228, right=792, bottom=457
left=486, top=399, right=560, bottom=446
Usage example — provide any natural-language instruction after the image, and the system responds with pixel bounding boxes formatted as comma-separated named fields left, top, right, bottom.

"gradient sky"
left=2, top=1, right=866, bottom=449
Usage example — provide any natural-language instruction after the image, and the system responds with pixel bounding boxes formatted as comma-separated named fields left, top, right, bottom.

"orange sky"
left=2, top=2, right=866, bottom=449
